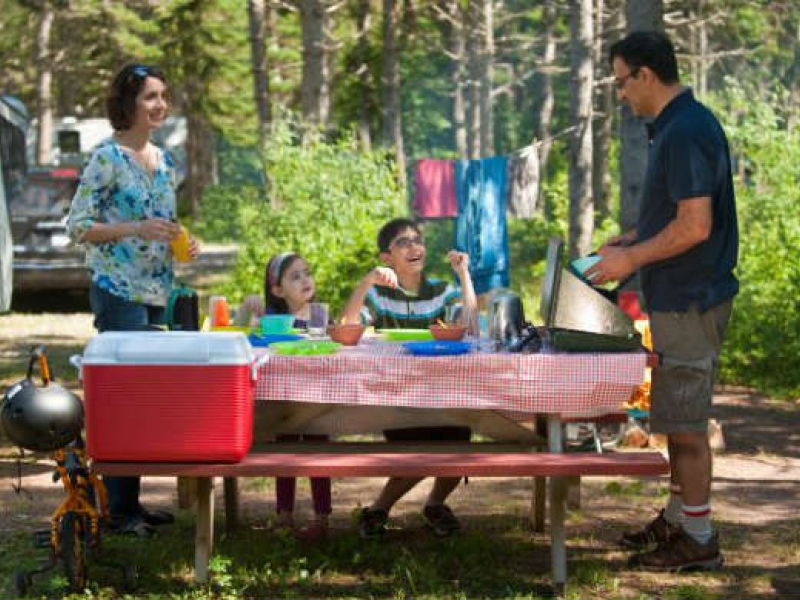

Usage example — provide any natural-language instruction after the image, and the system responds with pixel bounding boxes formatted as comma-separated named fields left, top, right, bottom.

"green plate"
left=270, top=340, right=341, bottom=356
left=379, top=328, right=434, bottom=341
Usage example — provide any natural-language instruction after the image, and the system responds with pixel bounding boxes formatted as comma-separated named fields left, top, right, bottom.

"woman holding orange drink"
left=67, top=64, right=198, bottom=536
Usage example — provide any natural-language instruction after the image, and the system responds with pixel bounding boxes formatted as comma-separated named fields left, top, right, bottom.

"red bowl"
left=430, top=324, right=467, bottom=341
left=327, top=324, right=365, bottom=346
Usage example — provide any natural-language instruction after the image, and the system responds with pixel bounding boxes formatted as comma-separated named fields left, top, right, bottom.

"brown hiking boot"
left=620, top=509, right=680, bottom=549
left=629, top=528, right=724, bottom=572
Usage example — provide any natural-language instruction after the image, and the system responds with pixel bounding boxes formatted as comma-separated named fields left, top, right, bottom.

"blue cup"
left=260, top=314, right=295, bottom=334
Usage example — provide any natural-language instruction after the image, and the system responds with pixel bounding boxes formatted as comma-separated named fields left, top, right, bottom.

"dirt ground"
left=1, top=253, right=798, bottom=597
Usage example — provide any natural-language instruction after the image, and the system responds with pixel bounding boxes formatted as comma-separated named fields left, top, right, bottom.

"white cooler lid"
left=82, top=331, right=254, bottom=365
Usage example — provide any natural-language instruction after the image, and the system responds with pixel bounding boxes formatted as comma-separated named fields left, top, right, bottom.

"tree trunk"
left=593, top=0, right=618, bottom=224
left=465, top=0, right=481, bottom=158
left=568, top=0, right=594, bottom=259
left=36, top=3, right=55, bottom=165
left=355, top=0, right=372, bottom=150
left=301, top=0, right=329, bottom=126
left=443, top=0, right=468, bottom=157
left=185, top=89, right=217, bottom=219
left=537, top=0, right=557, bottom=213
left=687, top=1, right=709, bottom=98
left=248, top=0, right=270, bottom=146
left=381, top=0, right=406, bottom=185
left=619, top=0, right=663, bottom=233
left=788, top=22, right=800, bottom=131
left=477, top=0, right=494, bottom=156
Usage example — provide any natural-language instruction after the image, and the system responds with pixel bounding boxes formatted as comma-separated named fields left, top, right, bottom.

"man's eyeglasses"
left=614, top=67, right=640, bottom=90
left=391, top=235, right=424, bottom=250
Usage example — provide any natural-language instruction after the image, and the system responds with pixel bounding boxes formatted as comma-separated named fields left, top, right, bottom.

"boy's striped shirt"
left=361, top=277, right=461, bottom=330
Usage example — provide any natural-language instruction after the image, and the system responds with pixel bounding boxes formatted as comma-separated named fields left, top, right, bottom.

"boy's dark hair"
left=608, top=31, right=679, bottom=85
left=106, top=64, right=168, bottom=131
left=263, top=252, right=303, bottom=315
left=377, top=218, right=421, bottom=252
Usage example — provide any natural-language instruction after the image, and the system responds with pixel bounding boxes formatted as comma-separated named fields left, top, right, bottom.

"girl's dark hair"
left=264, top=252, right=303, bottom=315
left=608, top=31, right=679, bottom=85
left=106, top=64, right=167, bottom=131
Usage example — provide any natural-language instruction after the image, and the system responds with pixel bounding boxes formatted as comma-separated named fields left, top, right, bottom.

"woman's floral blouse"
left=67, top=139, right=177, bottom=306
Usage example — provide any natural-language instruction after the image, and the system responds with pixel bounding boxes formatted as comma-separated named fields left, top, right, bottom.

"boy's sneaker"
left=620, top=509, right=680, bottom=549
left=423, top=504, right=461, bottom=537
left=359, top=507, right=388, bottom=539
left=629, top=528, right=724, bottom=572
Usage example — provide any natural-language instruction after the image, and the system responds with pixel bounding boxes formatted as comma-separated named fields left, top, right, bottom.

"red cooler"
left=81, top=332, right=261, bottom=462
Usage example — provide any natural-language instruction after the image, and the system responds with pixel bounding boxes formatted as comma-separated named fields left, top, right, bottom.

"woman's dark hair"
left=264, top=252, right=303, bottom=314
left=377, top=218, right=421, bottom=252
left=608, top=31, right=679, bottom=85
left=106, top=64, right=167, bottom=131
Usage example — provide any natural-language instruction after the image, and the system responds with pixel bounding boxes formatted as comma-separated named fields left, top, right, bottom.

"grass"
left=2, top=474, right=789, bottom=600
left=0, top=513, right=559, bottom=599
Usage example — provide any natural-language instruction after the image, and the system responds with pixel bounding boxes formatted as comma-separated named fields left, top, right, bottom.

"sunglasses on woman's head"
left=131, top=65, right=151, bottom=78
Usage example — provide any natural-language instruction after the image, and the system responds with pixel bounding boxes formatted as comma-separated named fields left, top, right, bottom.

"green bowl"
left=270, top=340, right=341, bottom=356
left=379, top=328, right=434, bottom=341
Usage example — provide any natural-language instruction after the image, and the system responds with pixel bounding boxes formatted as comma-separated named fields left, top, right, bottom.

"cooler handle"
left=251, top=353, right=270, bottom=381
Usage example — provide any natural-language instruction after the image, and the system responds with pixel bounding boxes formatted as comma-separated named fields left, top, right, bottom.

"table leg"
left=223, top=477, right=239, bottom=535
left=530, top=416, right=548, bottom=532
left=177, top=476, right=198, bottom=509
left=547, top=415, right=567, bottom=595
left=531, top=477, right=546, bottom=532
left=195, top=477, right=215, bottom=584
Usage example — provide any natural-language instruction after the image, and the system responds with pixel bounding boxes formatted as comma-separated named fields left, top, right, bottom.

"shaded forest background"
left=0, top=0, right=798, bottom=396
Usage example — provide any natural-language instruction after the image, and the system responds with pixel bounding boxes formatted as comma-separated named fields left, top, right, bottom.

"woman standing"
left=67, top=64, right=198, bottom=536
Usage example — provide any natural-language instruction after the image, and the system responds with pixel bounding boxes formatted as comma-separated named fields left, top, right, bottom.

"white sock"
left=682, top=503, right=713, bottom=544
left=663, top=485, right=682, bottom=525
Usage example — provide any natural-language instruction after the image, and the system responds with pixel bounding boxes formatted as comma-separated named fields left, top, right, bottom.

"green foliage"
left=194, top=184, right=261, bottom=242
left=218, top=118, right=405, bottom=313
left=708, top=81, right=800, bottom=398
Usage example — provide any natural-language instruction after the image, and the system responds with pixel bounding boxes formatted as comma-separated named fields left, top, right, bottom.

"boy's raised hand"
left=369, top=266, right=399, bottom=289
left=447, top=250, right=470, bottom=275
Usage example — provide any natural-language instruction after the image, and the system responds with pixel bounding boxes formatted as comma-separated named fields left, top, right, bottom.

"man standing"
left=588, top=31, right=738, bottom=571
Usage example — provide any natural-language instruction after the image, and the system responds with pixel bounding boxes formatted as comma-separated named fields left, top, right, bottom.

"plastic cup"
left=308, top=303, right=328, bottom=338
left=209, top=295, right=230, bottom=327
left=170, top=225, right=193, bottom=262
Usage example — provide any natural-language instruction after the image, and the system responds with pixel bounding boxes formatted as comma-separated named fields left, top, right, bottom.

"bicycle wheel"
left=59, top=512, right=87, bottom=592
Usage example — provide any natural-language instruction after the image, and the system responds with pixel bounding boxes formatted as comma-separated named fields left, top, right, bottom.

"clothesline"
left=517, top=113, right=608, bottom=157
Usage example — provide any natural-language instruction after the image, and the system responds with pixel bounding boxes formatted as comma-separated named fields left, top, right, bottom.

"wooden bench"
left=94, top=444, right=668, bottom=595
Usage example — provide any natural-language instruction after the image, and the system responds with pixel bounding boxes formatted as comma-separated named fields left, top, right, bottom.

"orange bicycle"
left=2, top=346, right=137, bottom=595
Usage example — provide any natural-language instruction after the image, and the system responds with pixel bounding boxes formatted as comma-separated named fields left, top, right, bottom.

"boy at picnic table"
left=340, top=217, right=478, bottom=538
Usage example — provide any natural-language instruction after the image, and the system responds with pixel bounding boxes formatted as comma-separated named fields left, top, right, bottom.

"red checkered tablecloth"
left=255, top=341, right=646, bottom=419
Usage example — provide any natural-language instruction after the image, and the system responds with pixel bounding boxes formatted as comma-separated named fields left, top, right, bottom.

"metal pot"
left=488, top=290, right=526, bottom=347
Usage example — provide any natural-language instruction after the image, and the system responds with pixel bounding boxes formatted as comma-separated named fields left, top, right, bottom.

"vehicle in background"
left=9, top=166, right=86, bottom=293
left=0, top=95, right=26, bottom=311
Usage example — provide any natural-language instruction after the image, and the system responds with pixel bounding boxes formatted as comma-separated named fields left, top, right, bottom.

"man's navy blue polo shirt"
left=637, top=88, right=738, bottom=312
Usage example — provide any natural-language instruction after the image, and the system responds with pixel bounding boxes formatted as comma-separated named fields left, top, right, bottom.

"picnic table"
left=97, top=336, right=664, bottom=595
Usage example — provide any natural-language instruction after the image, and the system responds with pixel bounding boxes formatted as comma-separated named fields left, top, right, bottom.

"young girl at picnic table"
left=242, top=252, right=332, bottom=540
left=341, top=218, right=478, bottom=538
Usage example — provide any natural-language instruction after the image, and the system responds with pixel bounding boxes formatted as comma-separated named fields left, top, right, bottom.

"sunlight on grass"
left=604, top=480, right=645, bottom=496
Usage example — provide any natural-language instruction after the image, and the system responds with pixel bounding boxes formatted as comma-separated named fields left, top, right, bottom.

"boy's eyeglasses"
left=391, top=236, right=424, bottom=249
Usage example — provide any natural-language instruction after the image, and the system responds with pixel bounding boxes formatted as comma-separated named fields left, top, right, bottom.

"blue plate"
left=403, top=340, right=472, bottom=356
left=248, top=333, right=303, bottom=347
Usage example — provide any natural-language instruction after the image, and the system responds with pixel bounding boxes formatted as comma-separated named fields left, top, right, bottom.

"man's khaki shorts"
left=649, top=300, right=733, bottom=434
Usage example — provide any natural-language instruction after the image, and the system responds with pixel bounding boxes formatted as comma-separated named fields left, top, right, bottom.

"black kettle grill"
left=538, top=237, right=641, bottom=352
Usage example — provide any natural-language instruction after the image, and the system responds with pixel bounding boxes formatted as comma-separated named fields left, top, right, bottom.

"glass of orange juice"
left=170, top=224, right=193, bottom=262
